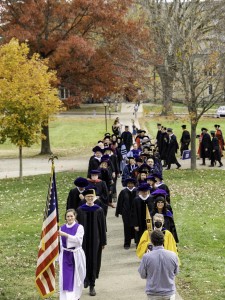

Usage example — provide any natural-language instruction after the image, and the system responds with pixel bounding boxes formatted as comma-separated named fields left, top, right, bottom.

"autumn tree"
left=0, top=39, right=61, bottom=179
left=0, top=0, right=148, bottom=153
left=170, top=0, right=225, bottom=169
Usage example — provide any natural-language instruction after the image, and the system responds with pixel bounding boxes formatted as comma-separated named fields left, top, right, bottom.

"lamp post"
left=103, top=101, right=108, bottom=132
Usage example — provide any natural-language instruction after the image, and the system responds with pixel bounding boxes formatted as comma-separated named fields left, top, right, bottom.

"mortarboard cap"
left=124, top=178, right=137, bottom=185
left=138, top=183, right=151, bottom=191
left=152, top=172, right=163, bottom=180
left=90, top=169, right=101, bottom=175
left=146, top=175, right=157, bottom=182
left=151, top=189, right=168, bottom=197
left=74, top=177, right=89, bottom=187
left=181, top=125, right=186, bottom=129
left=167, top=128, right=173, bottom=133
left=100, top=154, right=110, bottom=163
left=92, top=146, right=103, bottom=153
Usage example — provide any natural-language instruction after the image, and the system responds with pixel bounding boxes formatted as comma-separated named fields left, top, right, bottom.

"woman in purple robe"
left=58, top=209, right=86, bottom=300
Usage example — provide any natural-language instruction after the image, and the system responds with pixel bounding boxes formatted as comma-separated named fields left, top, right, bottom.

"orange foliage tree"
left=0, top=0, right=152, bottom=153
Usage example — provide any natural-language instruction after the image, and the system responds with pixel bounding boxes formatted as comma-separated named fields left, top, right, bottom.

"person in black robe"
left=152, top=172, right=171, bottom=204
left=87, top=146, right=103, bottom=178
left=151, top=196, right=179, bottom=243
left=156, top=123, right=162, bottom=154
left=66, top=177, right=89, bottom=211
left=209, top=131, right=223, bottom=167
left=180, top=124, right=190, bottom=157
left=87, top=169, right=109, bottom=216
left=165, top=128, right=181, bottom=170
left=131, top=183, right=155, bottom=245
left=76, top=189, right=106, bottom=297
left=121, top=125, right=133, bottom=151
left=160, top=127, right=169, bottom=167
left=200, top=128, right=211, bottom=165
left=146, top=175, right=157, bottom=193
left=115, top=178, right=137, bottom=249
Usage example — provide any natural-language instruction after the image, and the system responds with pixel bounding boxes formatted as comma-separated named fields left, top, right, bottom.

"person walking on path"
left=58, top=209, right=86, bottom=300
left=165, top=128, right=181, bottom=170
left=138, top=230, right=179, bottom=300
left=121, top=125, right=133, bottom=152
left=76, top=189, right=107, bottom=296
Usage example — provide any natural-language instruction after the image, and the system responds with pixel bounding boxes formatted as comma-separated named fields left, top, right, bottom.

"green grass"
left=0, top=171, right=85, bottom=300
left=0, top=116, right=114, bottom=158
left=139, top=115, right=225, bottom=143
left=0, top=170, right=225, bottom=299
left=165, top=170, right=225, bottom=300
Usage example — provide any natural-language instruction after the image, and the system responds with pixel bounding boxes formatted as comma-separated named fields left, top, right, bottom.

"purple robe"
left=60, top=223, right=79, bottom=291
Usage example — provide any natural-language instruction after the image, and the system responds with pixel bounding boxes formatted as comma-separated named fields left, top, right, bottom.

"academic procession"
left=34, top=103, right=187, bottom=300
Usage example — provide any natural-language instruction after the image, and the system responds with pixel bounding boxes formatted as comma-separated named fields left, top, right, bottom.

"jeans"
left=147, top=294, right=176, bottom=300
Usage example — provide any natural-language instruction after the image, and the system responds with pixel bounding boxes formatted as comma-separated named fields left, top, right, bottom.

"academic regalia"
left=116, top=187, right=137, bottom=247
left=166, top=134, right=181, bottom=169
left=87, top=156, right=101, bottom=178
left=59, top=222, right=86, bottom=300
left=155, top=183, right=171, bottom=204
left=160, top=132, right=169, bottom=163
left=200, top=132, right=211, bottom=163
left=136, top=229, right=178, bottom=260
left=88, top=178, right=109, bottom=211
left=163, top=211, right=179, bottom=243
left=210, top=136, right=222, bottom=166
left=121, top=164, right=137, bottom=186
left=66, top=188, right=84, bottom=211
left=215, top=128, right=224, bottom=154
left=121, top=130, right=133, bottom=151
left=76, top=204, right=106, bottom=288
left=131, top=195, right=155, bottom=244
left=180, top=129, right=190, bottom=156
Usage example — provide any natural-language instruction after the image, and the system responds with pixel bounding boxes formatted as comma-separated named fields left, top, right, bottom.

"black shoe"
left=219, top=163, right=223, bottom=167
left=176, top=165, right=181, bottom=169
left=124, top=246, right=130, bottom=250
left=89, top=287, right=96, bottom=296
left=84, top=280, right=89, bottom=288
left=200, top=163, right=206, bottom=166
left=209, top=165, right=214, bottom=167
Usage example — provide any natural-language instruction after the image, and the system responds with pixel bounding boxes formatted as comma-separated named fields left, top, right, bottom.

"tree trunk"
left=40, top=120, right=52, bottom=155
left=157, top=65, right=174, bottom=115
left=190, top=121, right=197, bottom=170
left=19, top=146, right=23, bottom=180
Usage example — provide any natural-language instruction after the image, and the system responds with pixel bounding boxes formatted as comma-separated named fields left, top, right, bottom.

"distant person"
left=200, top=128, right=211, bottom=166
left=134, top=104, right=138, bottom=118
left=209, top=131, right=223, bottom=167
left=214, top=124, right=224, bottom=156
left=138, top=230, right=179, bottom=300
left=165, top=128, right=181, bottom=170
left=58, top=209, right=86, bottom=300
left=180, top=125, right=190, bottom=157
left=121, top=126, right=133, bottom=152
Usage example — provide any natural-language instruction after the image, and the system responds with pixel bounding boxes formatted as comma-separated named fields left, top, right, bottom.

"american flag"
left=35, top=164, right=59, bottom=298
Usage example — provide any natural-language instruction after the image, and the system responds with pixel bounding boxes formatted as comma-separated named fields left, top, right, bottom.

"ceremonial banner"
left=35, top=164, right=59, bottom=298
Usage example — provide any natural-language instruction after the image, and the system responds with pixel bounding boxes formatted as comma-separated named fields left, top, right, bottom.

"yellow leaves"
left=0, top=38, right=61, bottom=147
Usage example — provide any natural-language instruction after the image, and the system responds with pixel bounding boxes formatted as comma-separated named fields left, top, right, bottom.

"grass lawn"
left=139, top=115, right=225, bottom=144
left=0, top=170, right=225, bottom=299
left=0, top=116, right=114, bottom=158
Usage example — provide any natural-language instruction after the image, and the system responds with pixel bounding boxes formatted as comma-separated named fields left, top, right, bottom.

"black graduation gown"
left=166, top=134, right=179, bottom=164
left=116, top=188, right=137, bottom=247
left=200, top=132, right=211, bottom=158
left=76, top=204, right=106, bottom=281
left=87, top=179, right=109, bottom=216
left=156, top=130, right=162, bottom=154
left=211, top=137, right=221, bottom=162
left=180, top=130, right=190, bottom=154
left=87, top=156, right=101, bottom=178
left=121, top=131, right=133, bottom=151
left=160, top=132, right=169, bottom=160
left=66, top=187, right=83, bottom=211
left=131, top=195, right=155, bottom=244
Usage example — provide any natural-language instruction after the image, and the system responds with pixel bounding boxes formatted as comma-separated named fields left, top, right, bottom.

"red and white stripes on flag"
left=35, top=164, right=59, bottom=298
